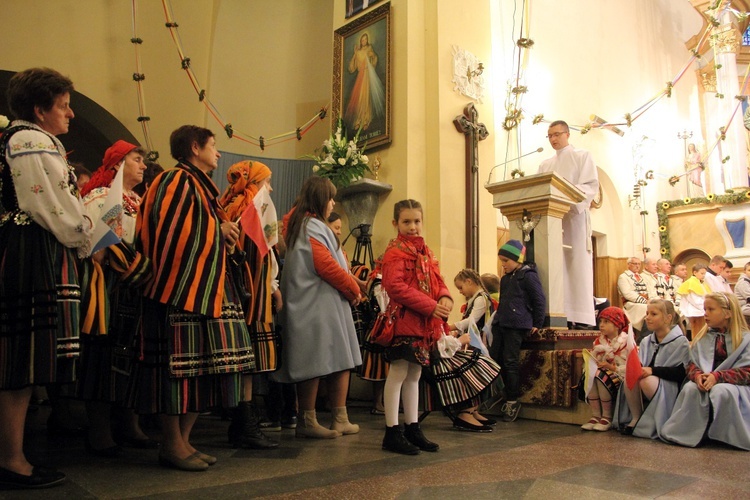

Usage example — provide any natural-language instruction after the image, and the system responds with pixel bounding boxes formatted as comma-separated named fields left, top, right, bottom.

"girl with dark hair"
left=272, top=176, right=363, bottom=439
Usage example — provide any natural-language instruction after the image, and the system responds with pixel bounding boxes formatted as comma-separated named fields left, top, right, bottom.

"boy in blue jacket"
left=490, top=240, right=547, bottom=422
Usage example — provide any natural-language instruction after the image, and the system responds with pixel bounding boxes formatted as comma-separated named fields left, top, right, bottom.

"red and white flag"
left=239, top=184, right=278, bottom=258
left=625, top=326, right=642, bottom=390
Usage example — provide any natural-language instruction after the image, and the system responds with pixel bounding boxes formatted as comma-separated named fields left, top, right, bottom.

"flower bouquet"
left=304, top=118, right=370, bottom=188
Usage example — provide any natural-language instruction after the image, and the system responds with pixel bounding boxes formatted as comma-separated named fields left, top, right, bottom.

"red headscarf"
left=219, top=160, right=272, bottom=220
left=80, top=140, right=139, bottom=197
left=599, top=306, right=630, bottom=333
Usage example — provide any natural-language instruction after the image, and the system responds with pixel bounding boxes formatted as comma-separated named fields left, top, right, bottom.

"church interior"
left=2, top=0, right=750, bottom=498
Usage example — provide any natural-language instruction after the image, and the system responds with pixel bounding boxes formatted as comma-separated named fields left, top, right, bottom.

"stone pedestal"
left=334, top=178, right=393, bottom=236
left=486, top=172, right=584, bottom=328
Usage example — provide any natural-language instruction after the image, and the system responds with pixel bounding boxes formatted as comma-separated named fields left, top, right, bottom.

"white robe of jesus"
left=538, top=144, right=599, bottom=325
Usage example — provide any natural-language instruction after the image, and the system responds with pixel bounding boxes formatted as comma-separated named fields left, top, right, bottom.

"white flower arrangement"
left=304, top=118, right=370, bottom=188
left=0, top=115, right=9, bottom=130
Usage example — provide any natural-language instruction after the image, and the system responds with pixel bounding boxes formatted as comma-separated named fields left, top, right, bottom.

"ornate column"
left=711, top=19, right=749, bottom=190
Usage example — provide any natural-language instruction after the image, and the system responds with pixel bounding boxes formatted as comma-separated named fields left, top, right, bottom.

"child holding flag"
left=580, top=307, right=632, bottom=431
left=613, top=299, right=689, bottom=438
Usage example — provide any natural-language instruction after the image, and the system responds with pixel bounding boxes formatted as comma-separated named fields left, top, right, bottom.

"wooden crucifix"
left=454, top=103, right=489, bottom=269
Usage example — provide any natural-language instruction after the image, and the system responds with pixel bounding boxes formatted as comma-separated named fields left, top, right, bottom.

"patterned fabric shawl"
left=382, top=233, right=445, bottom=348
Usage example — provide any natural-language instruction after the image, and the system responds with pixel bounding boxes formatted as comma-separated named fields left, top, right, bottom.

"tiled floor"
left=5, top=404, right=749, bottom=499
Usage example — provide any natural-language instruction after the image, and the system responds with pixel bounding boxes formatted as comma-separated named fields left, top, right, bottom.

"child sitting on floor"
left=581, top=307, right=632, bottom=432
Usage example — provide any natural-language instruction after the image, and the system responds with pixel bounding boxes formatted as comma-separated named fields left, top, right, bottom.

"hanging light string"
left=158, top=0, right=327, bottom=150
left=130, top=0, right=158, bottom=159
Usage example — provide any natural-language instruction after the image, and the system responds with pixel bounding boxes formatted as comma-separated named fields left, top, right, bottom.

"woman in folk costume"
left=581, top=307, right=632, bottom=432
left=271, top=176, right=362, bottom=439
left=218, top=160, right=280, bottom=450
left=133, top=125, right=255, bottom=471
left=661, top=292, right=750, bottom=450
left=0, top=68, right=93, bottom=489
left=613, top=299, right=689, bottom=438
left=78, top=140, right=155, bottom=456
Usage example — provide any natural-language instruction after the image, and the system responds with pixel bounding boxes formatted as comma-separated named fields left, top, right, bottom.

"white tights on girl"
left=383, top=359, right=421, bottom=427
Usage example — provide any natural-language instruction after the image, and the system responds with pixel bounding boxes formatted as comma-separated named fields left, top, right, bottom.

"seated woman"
left=613, top=299, right=689, bottom=438
left=661, top=292, right=750, bottom=450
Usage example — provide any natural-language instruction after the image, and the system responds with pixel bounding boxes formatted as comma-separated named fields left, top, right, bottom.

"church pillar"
left=699, top=68, right=722, bottom=194
left=711, top=19, right=749, bottom=190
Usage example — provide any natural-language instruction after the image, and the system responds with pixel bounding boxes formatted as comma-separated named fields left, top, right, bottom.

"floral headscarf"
left=219, top=160, right=272, bottom=220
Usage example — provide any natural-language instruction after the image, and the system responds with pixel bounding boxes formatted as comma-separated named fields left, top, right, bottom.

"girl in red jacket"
left=381, top=200, right=453, bottom=455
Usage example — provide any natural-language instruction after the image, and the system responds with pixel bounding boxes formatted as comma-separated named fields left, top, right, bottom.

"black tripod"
left=344, top=223, right=375, bottom=269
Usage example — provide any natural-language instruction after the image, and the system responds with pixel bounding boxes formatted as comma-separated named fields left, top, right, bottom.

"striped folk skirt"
left=128, top=280, right=255, bottom=415
left=0, top=222, right=81, bottom=389
left=423, top=348, right=503, bottom=410
left=77, top=279, right=142, bottom=404
left=594, top=368, right=621, bottom=400
left=247, top=321, right=279, bottom=373
left=359, top=331, right=390, bottom=381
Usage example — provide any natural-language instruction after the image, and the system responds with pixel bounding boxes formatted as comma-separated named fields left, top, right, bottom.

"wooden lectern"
left=486, top=171, right=584, bottom=328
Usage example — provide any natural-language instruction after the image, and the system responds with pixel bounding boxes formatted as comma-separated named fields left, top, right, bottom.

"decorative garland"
left=128, top=0, right=328, bottom=157
left=656, top=188, right=750, bottom=260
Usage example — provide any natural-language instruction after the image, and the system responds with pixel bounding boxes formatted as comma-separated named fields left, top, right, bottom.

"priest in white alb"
left=538, top=120, right=599, bottom=327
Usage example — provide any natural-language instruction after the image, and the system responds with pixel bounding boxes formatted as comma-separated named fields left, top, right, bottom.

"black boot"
left=229, top=401, right=279, bottom=449
left=382, top=425, right=420, bottom=455
left=404, top=422, right=439, bottom=452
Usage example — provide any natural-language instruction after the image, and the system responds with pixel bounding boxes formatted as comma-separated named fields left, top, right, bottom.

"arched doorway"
left=673, top=248, right=710, bottom=275
left=0, top=69, right=139, bottom=170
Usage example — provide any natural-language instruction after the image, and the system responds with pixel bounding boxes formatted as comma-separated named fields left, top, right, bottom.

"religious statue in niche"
left=452, top=46, right=485, bottom=103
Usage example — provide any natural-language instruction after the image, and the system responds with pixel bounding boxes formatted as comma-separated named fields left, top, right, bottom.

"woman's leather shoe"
left=0, top=466, right=66, bottom=489
left=453, top=417, right=493, bottom=433
left=158, top=452, right=209, bottom=472
left=192, top=451, right=217, bottom=465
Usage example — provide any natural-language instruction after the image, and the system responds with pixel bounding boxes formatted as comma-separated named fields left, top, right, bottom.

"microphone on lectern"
left=485, top=147, right=544, bottom=184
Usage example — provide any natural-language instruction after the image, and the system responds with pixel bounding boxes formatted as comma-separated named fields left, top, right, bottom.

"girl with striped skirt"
left=219, top=160, right=281, bottom=450
left=581, top=307, right=631, bottom=432
left=427, top=268, right=502, bottom=432
left=132, top=126, right=255, bottom=471
left=380, top=200, right=451, bottom=455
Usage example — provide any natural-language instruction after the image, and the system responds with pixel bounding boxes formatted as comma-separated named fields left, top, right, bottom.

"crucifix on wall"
left=454, top=103, right=489, bottom=269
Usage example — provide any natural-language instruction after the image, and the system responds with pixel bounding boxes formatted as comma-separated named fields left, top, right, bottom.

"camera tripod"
left=345, top=223, right=375, bottom=269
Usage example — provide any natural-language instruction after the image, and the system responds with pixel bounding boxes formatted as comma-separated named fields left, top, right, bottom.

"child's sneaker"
left=501, top=401, right=522, bottom=422
left=259, top=420, right=282, bottom=432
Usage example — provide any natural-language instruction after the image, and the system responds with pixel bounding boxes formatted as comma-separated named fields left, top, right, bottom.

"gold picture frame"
left=333, top=2, right=391, bottom=150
